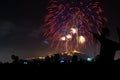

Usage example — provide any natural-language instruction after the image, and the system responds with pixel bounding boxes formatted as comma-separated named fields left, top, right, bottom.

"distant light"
left=60, top=60, right=65, bottom=63
left=61, top=53, right=64, bottom=55
left=70, top=60, right=72, bottom=63
left=87, top=58, right=92, bottom=62
left=31, top=57, right=35, bottom=59
left=39, top=56, right=45, bottom=59
left=73, top=50, right=80, bottom=53
left=24, top=62, right=28, bottom=64
left=67, top=53, right=73, bottom=56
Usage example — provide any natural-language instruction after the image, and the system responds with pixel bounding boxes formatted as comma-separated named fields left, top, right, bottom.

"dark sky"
left=0, top=0, right=120, bottom=62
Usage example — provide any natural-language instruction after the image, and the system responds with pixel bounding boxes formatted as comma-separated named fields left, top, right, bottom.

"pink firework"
left=43, top=0, right=107, bottom=52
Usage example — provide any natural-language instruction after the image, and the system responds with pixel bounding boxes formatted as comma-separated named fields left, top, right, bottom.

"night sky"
left=0, top=0, right=120, bottom=62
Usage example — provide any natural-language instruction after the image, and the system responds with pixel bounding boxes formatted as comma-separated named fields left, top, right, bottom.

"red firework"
left=43, top=0, right=107, bottom=52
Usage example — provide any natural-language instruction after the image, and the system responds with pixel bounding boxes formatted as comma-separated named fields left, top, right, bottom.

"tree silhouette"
left=72, top=55, right=78, bottom=64
left=11, top=54, right=19, bottom=64
left=54, top=54, right=60, bottom=63
left=45, top=56, right=51, bottom=64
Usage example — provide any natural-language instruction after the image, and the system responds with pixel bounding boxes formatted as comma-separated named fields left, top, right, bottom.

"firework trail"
left=43, top=0, right=107, bottom=52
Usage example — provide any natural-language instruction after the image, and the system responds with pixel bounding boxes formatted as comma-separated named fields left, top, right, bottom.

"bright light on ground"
left=73, top=50, right=80, bottom=53
left=87, top=58, right=93, bottom=62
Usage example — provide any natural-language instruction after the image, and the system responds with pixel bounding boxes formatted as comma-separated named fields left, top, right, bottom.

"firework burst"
left=43, top=0, right=107, bottom=52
